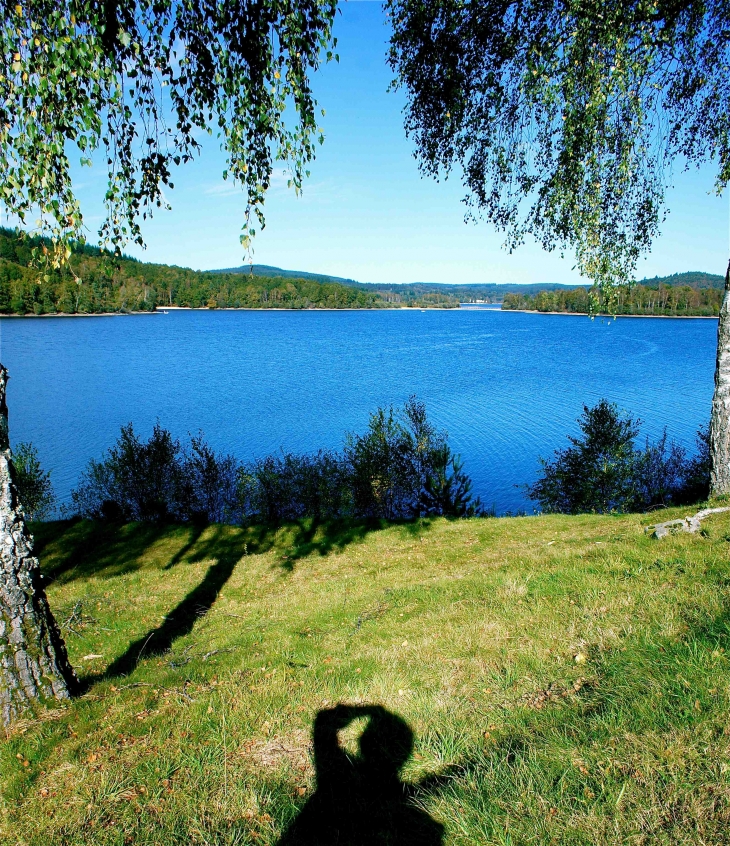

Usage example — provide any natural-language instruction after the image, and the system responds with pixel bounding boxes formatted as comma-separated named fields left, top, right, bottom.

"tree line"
left=502, top=284, right=722, bottom=317
left=0, top=229, right=459, bottom=315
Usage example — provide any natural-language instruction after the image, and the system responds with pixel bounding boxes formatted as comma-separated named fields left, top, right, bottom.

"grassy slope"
left=2, top=511, right=730, bottom=845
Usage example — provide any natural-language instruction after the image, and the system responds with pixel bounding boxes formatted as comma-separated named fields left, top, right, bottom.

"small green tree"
left=345, top=404, right=421, bottom=520
left=179, top=434, right=241, bottom=525
left=72, top=424, right=245, bottom=523
left=12, top=441, right=55, bottom=520
left=344, top=398, right=434, bottom=519
left=420, top=446, right=481, bottom=517
left=344, top=396, right=481, bottom=519
left=528, top=400, right=640, bottom=514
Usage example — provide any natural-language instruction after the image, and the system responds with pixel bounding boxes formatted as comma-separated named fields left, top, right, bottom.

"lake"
left=0, top=308, right=717, bottom=514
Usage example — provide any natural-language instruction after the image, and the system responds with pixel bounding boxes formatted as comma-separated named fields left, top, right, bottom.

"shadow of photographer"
left=278, top=703, right=449, bottom=846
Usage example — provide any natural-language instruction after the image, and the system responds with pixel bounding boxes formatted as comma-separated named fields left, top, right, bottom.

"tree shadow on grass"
left=34, top=516, right=434, bottom=693
left=31, top=519, right=204, bottom=585
left=242, top=517, right=435, bottom=571
left=32, top=515, right=430, bottom=581
left=77, top=525, right=249, bottom=692
left=162, top=521, right=208, bottom=570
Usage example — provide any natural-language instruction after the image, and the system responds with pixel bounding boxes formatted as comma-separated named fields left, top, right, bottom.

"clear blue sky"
left=71, top=2, right=729, bottom=284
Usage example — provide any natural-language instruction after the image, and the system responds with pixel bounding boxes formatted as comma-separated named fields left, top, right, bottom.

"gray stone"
left=646, top=507, right=730, bottom=539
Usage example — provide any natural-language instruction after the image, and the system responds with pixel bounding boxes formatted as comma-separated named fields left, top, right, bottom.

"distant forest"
left=0, top=229, right=459, bottom=315
left=344, top=271, right=725, bottom=304
left=210, top=267, right=565, bottom=304
left=2, top=226, right=721, bottom=316
left=502, top=277, right=723, bottom=317
left=352, top=280, right=586, bottom=304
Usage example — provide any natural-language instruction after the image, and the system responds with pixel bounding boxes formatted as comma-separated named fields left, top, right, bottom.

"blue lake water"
left=0, top=308, right=718, bottom=514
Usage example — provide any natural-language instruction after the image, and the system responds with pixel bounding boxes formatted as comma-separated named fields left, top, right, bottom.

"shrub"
left=678, top=424, right=710, bottom=504
left=528, top=400, right=640, bottom=514
left=420, top=447, right=482, bottom=517
left=71, top=398, right=481, bottom=526
left=344, top=396, right=480, bottom=520
left=529, top=400, right=710, bottom=514
left=72, top=423, right=183, bottom=521
left=633, top=431, right=689, bottom=510
left=71, top=424, right=240, bottom=523
left=238, top=451, right=351, bottom=524
left=179, top=434, right=242, bottom=524
left=12, top=442, right=55, bottom=520
left=345, top=404, right=424, bottom=520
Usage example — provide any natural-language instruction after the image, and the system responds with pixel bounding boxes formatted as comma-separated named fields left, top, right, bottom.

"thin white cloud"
left=203, top=182, right=244, bottom=198
left=203, top=167, right=292, bottom=197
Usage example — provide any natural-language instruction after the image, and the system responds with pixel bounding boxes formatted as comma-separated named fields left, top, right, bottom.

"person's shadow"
left=277, top=704, right=447, bottom=845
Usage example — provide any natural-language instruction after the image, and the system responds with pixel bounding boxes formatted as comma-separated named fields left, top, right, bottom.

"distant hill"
left=353, top=275, right=725, bottom=300
left=0, top=229, right=458, bottom=314
left=211, top=266, right=725, bottom=304
left=211, top=264, right=359, bottom=287
left=209, top=266, right=592, bottom=303
left=637, top=271, right=724, bottom=289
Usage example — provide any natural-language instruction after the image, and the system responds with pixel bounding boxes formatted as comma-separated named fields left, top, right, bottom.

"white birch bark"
left=0, top=364, right=77, bottom=727
left=710, top=261, right=730, bottom=497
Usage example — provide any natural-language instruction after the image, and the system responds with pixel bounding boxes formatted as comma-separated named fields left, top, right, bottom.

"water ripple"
left=0, top=309, right=716, bottom=513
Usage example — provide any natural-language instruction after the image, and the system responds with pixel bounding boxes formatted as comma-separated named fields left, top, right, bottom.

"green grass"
left=2, top=509, right=730, bottom=844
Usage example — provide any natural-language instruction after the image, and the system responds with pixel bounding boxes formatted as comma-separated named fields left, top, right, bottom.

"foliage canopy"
left=1, top=0, right=338, bottom=261
left=387, top=0, right=730, bottom=289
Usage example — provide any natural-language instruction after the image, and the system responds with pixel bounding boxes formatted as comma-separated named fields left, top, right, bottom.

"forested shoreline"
left=0, top=229, right=458, bottom=314
left=502, top=282, right=722, bottom=316
left=2, top=227, right=721, bottom=317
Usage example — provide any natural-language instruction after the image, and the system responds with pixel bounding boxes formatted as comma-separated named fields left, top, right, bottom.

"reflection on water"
left=0, top=309, right=716, bottom=513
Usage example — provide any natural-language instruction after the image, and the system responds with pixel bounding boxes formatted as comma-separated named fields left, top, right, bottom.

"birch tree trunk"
left=0, top=365, right=77, bottom=727
left=710, top=260, right=730, bottom=497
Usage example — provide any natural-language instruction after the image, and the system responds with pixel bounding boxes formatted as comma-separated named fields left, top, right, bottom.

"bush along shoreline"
left=17, top=399, right=710, bottom=527
left=67, top=398, right=483, bottom=525
left=528, top=400, right=709, bottom=514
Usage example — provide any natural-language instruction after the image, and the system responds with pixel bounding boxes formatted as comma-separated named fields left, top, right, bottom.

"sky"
left=28, top=3, right=730, bottom=284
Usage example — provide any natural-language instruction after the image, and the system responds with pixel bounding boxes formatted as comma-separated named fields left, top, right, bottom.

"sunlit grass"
left=2, top=507, right=729, bottom=844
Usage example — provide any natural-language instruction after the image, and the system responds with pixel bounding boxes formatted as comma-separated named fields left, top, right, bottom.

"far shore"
left=0, top=305, right=717, bottom=319
left=0, top=304, right=458, bottom=317
left=156, top=305, right=452, bottom=312
left=0, top=311, right=155, bottom=318
left=500, top=308, right=718, bottom=320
